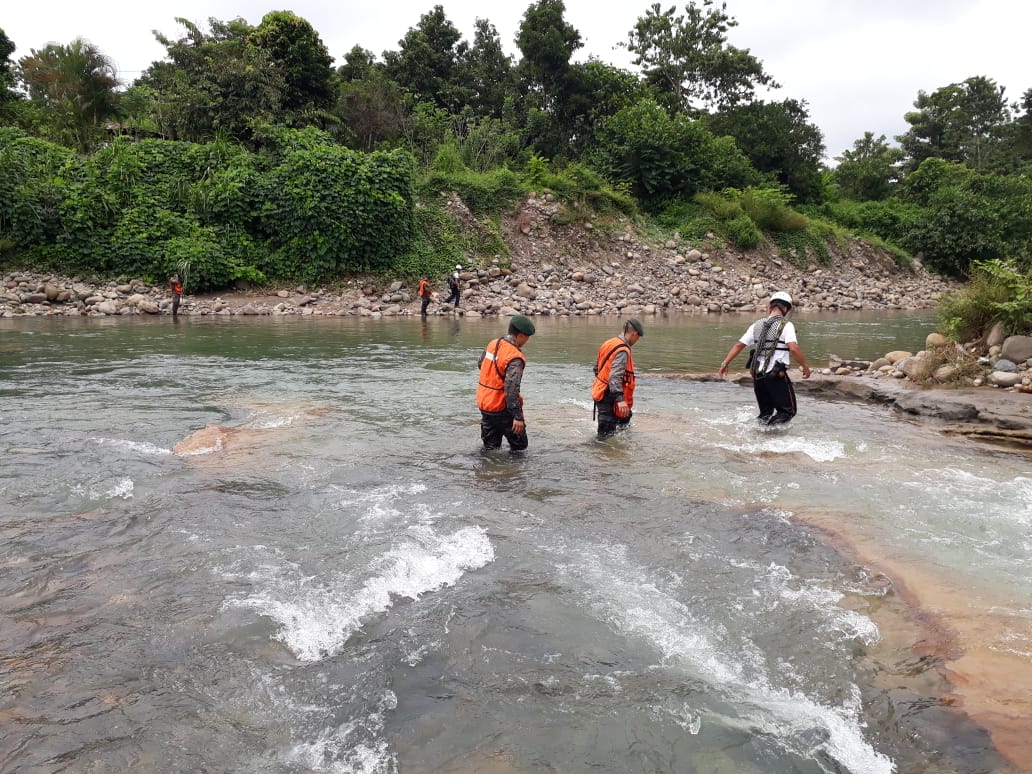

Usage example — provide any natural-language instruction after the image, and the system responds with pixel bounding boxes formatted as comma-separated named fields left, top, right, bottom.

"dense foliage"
left=1, top=5, right=1030, bottom=303
left=939, top=259, right=1032, bottom=340
left=0, top=126, right=415, bottom=288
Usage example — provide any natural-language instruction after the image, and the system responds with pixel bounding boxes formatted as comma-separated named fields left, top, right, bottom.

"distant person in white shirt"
left=718, top=291, right=811, bottom=424
left=446, top=264, right=462, bottom=307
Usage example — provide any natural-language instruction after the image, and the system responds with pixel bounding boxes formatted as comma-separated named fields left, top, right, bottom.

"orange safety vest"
left=170, top=280, right=183, bottom=296
left=418, top=278, right=430, bottom=297
left=477, top=337, right=525, bottom=413
left=592, top=336, right=635, bottom=406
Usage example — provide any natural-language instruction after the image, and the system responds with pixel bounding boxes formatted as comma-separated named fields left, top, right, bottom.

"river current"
left=1, top=312, right=1029, bottom=773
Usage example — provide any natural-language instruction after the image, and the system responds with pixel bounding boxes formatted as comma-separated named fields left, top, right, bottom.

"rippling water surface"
left=1, top=312, right=1029, bottom=773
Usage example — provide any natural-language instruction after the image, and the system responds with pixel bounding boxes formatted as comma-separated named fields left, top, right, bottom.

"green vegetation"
left=1, top=5, right=1030, bottom=304
left=939, top=259, right=1032, bottom=341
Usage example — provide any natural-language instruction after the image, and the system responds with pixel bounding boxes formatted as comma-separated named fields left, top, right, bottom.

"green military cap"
left=509, top=314, right=536, bottom=335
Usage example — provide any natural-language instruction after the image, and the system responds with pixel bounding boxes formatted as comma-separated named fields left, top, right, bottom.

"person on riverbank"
left=417, top=274, right=432, bottom=316
left=718, top=291, right=811, bottom=424
left=592, top=318, right=643, bottom=438
left=476, top=315, right=535, bottom=451
left=168, top=273, right=183, bottom=318
left=446, top=265, right=462, bottom=307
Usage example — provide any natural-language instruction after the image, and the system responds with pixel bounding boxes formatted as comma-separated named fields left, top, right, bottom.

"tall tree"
left=250, top=11, right=334, bottom=111
left=0, top=28, right=18, bottom=104
left=625, top=1, right=778, bottom=114
left=593, top=98, right=759, bottom=208
left=833, top=132, right=902, bottom=201
left=571, top=59, right=648, bottom=152
left=383, top=6, right=469, bottom=112
left=897, top=76, right=1011, bottom=172
left=516, top=0, right=582, bottom=108
left=18, top=37, right=120, bottom=151
left=461, top=18, right=514, bottom=119
left=338, top=46, right=376, bottom=82
left=336, top=65, right=410, bottom=151
left=705, top=98, right=824, bottom=203
left=1010, top=87, right=1032, bottom=167
left=138, top=18, right=285, bottom=143
left=514, top=0, right=584, bottom=158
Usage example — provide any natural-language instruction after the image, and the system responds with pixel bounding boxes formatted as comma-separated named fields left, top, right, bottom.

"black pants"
left=595, top=395, right=631, bottom=438
left=753, top=368, right=797, bottom=423
left=480, top=410, right=528, bottom=451
left=171, top=294, right=181, bottom=318
left=446, top=288, right=460, bottom=306
left=420, top=296, right=430, bottom=315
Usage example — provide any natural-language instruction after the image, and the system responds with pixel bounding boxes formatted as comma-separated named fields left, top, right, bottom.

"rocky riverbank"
left=2, top=195, right=958, bottom=320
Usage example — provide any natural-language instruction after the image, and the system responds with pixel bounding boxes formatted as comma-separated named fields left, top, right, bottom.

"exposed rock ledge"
left=794, top=374, right=1032, bottom=444
left=684, top=373, right=1032, bottom=447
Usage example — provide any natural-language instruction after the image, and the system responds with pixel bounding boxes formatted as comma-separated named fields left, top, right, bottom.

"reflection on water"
left=0, top=312, right=1027, bottom=773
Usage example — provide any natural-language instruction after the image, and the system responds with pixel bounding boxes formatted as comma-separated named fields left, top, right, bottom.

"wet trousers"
left=753, top=368, right=797, bottom=424
left=595, top=394, right=631, bottom=438
left=480, top=410, right=528, bottom=451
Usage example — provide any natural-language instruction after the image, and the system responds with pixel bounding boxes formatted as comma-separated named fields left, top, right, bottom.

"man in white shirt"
left=718, top=291, right=811, bottom=424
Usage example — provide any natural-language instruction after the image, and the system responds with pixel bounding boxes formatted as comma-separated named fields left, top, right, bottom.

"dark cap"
left=626, top=318, right=644, bottom=336
left=509, top=314, right=536, bottom=336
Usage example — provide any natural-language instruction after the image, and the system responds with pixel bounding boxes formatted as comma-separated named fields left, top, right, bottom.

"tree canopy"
left=2, top=4, right=1030, bottom=283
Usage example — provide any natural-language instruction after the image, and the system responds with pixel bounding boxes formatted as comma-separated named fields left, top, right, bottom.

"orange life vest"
left=418, top=279, right=430, bottom=297
left=477, top=337, right=525, bottom=413
left=592, top=336, right=635, bottom=406
left=170, top=281, right=183, bottom=296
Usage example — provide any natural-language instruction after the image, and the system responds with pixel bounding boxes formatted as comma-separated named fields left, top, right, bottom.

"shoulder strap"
left=595, top=340, right=630, bottom=375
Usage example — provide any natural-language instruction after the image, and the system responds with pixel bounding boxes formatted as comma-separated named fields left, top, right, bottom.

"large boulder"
left=1000, top=335, right=1032, bottom=364
left=986, top=321, right=1007, bottom=348
left=885, top=350, right=913, bottom=364
left=895, top=355, right=924, bottom=377
left=988, top=371, right=1022, bottom=388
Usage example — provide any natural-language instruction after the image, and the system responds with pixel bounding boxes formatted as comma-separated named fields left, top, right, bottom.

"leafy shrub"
left=430, top=142, right=467, bottom=174
left=398, top=202, right=466, bottom=277
left=740, top=187, right=807, bottom=232
left=257, top=145, right=415, bottom=281
left=0, top=131, right=76, bottom=249
left=814, top=199, right=923, bottom=245
left=939, top=258, right=1032, bottom=340
left=724, top=214, right=762, bottom=249
left=419, top=167, right=523, bottom=215
left=693, top=191, right=743, bottom=221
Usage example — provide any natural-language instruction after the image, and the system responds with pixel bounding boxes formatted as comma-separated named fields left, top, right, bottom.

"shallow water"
left=1, top=312, right=1029, bottom=773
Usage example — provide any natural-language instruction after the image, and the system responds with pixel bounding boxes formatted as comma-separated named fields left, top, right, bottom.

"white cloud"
left=3, top=0, right=1028, bottom=161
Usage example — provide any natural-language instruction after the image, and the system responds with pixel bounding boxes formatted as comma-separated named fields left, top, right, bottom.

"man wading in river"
left=476, top=315, right=535, bottom=451
left=592, top=318, right=643, bottom=438
left=718, top=291, right=811, bottom=424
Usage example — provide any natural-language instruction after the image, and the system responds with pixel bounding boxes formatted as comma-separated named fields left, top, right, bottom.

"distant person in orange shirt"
left=417, top=274, right=433, bottom=316
left=168, top=273, right=184, bottom=319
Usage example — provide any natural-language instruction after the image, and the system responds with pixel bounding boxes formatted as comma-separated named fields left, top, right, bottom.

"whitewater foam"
left=560, top=542, right=893, bottom=774
left=227, top=525, right=494, bottom=661
left=94, top=438, right=173, bottom=456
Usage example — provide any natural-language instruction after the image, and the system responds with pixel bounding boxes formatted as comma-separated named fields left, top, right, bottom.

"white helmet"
left=770, top=291, right=793, bottom=310
left=455, top=264, right=462, bottom=270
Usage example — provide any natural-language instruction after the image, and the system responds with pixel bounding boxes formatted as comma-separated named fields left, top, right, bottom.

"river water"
left=1, top=312, right=1029, bottom=773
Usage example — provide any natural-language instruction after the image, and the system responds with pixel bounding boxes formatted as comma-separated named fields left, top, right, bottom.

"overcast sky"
left=3, top=0, right=1028, bottom=160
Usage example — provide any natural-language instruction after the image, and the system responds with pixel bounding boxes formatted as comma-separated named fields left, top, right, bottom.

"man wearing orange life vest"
left=476, top=315, right=535, bottom=451
left=417, top=274, right=432, bottom=316
left=592, top=318, right=643, bottom=438
left=168, top=272, right=184, bottom=319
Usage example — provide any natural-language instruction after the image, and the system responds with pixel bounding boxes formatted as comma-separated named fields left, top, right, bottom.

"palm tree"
left=19, top=37, right=120, bottom=151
